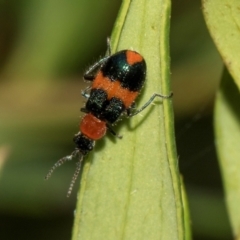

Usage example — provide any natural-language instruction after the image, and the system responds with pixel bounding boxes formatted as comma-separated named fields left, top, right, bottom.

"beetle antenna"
left=67, top=155, right=83, bottom=197
left=45, top=150, right=78, bottom=180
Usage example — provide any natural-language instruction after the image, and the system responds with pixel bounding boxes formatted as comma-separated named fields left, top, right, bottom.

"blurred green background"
left=0, top=0, right=231, bottom=239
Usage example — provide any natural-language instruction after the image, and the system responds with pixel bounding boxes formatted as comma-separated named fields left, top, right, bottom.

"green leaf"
left=203, top=1, right=240, bottom=237
left=214, top=68, right=240, bottom=238
left=202, top=0, right=240, bottom=89
left=72, top=0, right=186, bottom=239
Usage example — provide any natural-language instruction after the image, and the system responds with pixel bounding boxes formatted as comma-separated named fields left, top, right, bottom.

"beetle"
left=45, top=38, right=173, bottom=197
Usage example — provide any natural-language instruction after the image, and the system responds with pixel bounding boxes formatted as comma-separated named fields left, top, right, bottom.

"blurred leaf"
left=2, top=0, right=120, bottom=80
left=0, top=146, right=9, bottom=178
left=169, top=0, right=222, bottom=119
left=188, top=187, right=231, bottom=239
left=72, top=0, right=186, bottom=239
left=202, top=0, right=240, bottom=89
left=181, top=178, right=192, bottom=240
left=214, top=68, right=240, bottom=238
